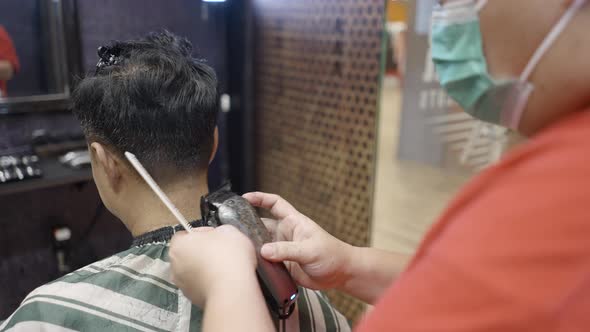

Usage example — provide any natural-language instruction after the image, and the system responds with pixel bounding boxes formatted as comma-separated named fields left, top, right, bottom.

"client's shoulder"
left=0, top=243, right=182, bottom=332
left=52, top=242, right=173, bottom=288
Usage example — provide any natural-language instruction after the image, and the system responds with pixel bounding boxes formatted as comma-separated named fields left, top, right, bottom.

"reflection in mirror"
left=0, top=0, right=70, bottom=103
left=373, top=0, right=469, bottom=254
left=373, top=1, right=529, bottom=257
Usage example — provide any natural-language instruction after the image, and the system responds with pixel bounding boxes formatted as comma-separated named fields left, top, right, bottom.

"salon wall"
left=252, top=0, right=385, bottom=322
left=77, top=0, right=228, bottom=89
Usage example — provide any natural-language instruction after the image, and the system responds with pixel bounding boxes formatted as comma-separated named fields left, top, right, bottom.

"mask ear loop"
left=519, top=0, right=587, bottom=83
left=500, top=0, right=586, bottom=129
left=475, top=0, right=488, bottom=12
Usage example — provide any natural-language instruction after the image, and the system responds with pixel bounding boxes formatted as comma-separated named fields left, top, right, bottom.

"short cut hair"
left=72, top=31, right=218, bottom=179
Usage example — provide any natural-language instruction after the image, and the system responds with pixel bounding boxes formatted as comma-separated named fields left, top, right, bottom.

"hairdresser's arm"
left=170, top=226, right=274, bottom=332
left=339, top=247, right=410, bottom=304
left=0, top=60, right=14, bottom=80
left=244, top=192, right=411, bottom=304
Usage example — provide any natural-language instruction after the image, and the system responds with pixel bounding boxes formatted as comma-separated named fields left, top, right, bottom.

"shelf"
left=0, top=158, right=92, bottom=196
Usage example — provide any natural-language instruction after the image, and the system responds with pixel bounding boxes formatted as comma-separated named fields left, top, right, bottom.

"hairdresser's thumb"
left=261, top=242, right=307, bottom=263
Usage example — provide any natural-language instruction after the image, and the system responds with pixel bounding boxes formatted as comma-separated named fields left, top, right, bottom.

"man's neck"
left=120, top=176, right=209, bottom=237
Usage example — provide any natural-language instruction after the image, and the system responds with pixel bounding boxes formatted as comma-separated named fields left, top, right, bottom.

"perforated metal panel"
left=253, top=0, right=384, bottom=322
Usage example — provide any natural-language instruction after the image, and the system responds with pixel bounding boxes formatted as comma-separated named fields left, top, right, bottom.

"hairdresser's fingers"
left=261, top=218, right=279, bottom=240
left=260, top=241, right=313, bottom=264
left=263, top=217, right=295, bottom=242
left=286, top=264, right=316, bottom=289
left=170, top=228, right=213, bottom=251
left=261, top=218, right=278, bottom=231
left=273, top=214, right=302, bottom=242
left=243, top=192, right=299, bottom=220
left=173, top=231, right=189, bottom=238
left=193, top=227, right=215, bottom=233
left=170, top=233, right=192, bottom=260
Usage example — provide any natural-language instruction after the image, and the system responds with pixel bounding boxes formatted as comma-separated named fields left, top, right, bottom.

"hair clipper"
left=201, top=184, right=299, bottom=319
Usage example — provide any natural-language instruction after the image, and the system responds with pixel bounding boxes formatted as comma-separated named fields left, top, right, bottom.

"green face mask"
left=430, top=0, right=585, bottom=130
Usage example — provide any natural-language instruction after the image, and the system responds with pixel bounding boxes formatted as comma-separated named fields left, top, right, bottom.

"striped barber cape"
left=0, top=242, right=351, bottom=332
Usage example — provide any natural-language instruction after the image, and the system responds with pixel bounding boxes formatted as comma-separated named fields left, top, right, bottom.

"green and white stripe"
left=5, top=322, right=77, bottom=332
left=0, top=243, right=351, bottom=332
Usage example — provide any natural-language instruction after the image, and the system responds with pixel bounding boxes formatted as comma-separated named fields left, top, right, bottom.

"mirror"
left=372, top=0, right=470, bottom=254
left=374, top=0, right=526, bottom=255
left=0, top=0, right=71, bottom=106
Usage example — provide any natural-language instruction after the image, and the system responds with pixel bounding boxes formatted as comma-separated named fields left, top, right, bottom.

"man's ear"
left=90, top=142, right=123, bottom=192
left=209, top=127, right=219, bottom=164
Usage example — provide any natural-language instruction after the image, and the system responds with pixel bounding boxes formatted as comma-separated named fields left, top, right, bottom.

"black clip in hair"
left=95, top=45, right=122, bottom=74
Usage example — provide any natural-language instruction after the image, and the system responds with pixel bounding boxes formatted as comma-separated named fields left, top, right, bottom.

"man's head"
left=72, top=31, right=218, bottom=221
left=478, top=0, right=590, bottom=135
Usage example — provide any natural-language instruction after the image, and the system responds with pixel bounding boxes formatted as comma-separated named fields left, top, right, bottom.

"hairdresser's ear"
left=90, top=142, right=123, bottom=192
left=209, top=127, right=219, bottom=164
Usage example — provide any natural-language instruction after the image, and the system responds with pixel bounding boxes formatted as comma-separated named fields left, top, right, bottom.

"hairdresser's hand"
left=243, top=192, right=355, bottom=291
left=169, top=225, right=258, bottom=307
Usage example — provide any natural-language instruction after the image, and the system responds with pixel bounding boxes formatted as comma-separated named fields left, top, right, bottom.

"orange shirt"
left=357, top=110, right=590, bottom=332
left=0, top=26, right=19, bottom=96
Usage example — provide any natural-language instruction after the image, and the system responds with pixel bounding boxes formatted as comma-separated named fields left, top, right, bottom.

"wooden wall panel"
left=253, top=0, right=384, bottom=321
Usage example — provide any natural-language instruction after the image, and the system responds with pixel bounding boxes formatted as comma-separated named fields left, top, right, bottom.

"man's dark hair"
left=72, top=31, right=218, bottom=179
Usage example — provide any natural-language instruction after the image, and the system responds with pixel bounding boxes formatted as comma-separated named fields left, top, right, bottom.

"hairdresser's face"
left=478, top=0, right=588, bottom=134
